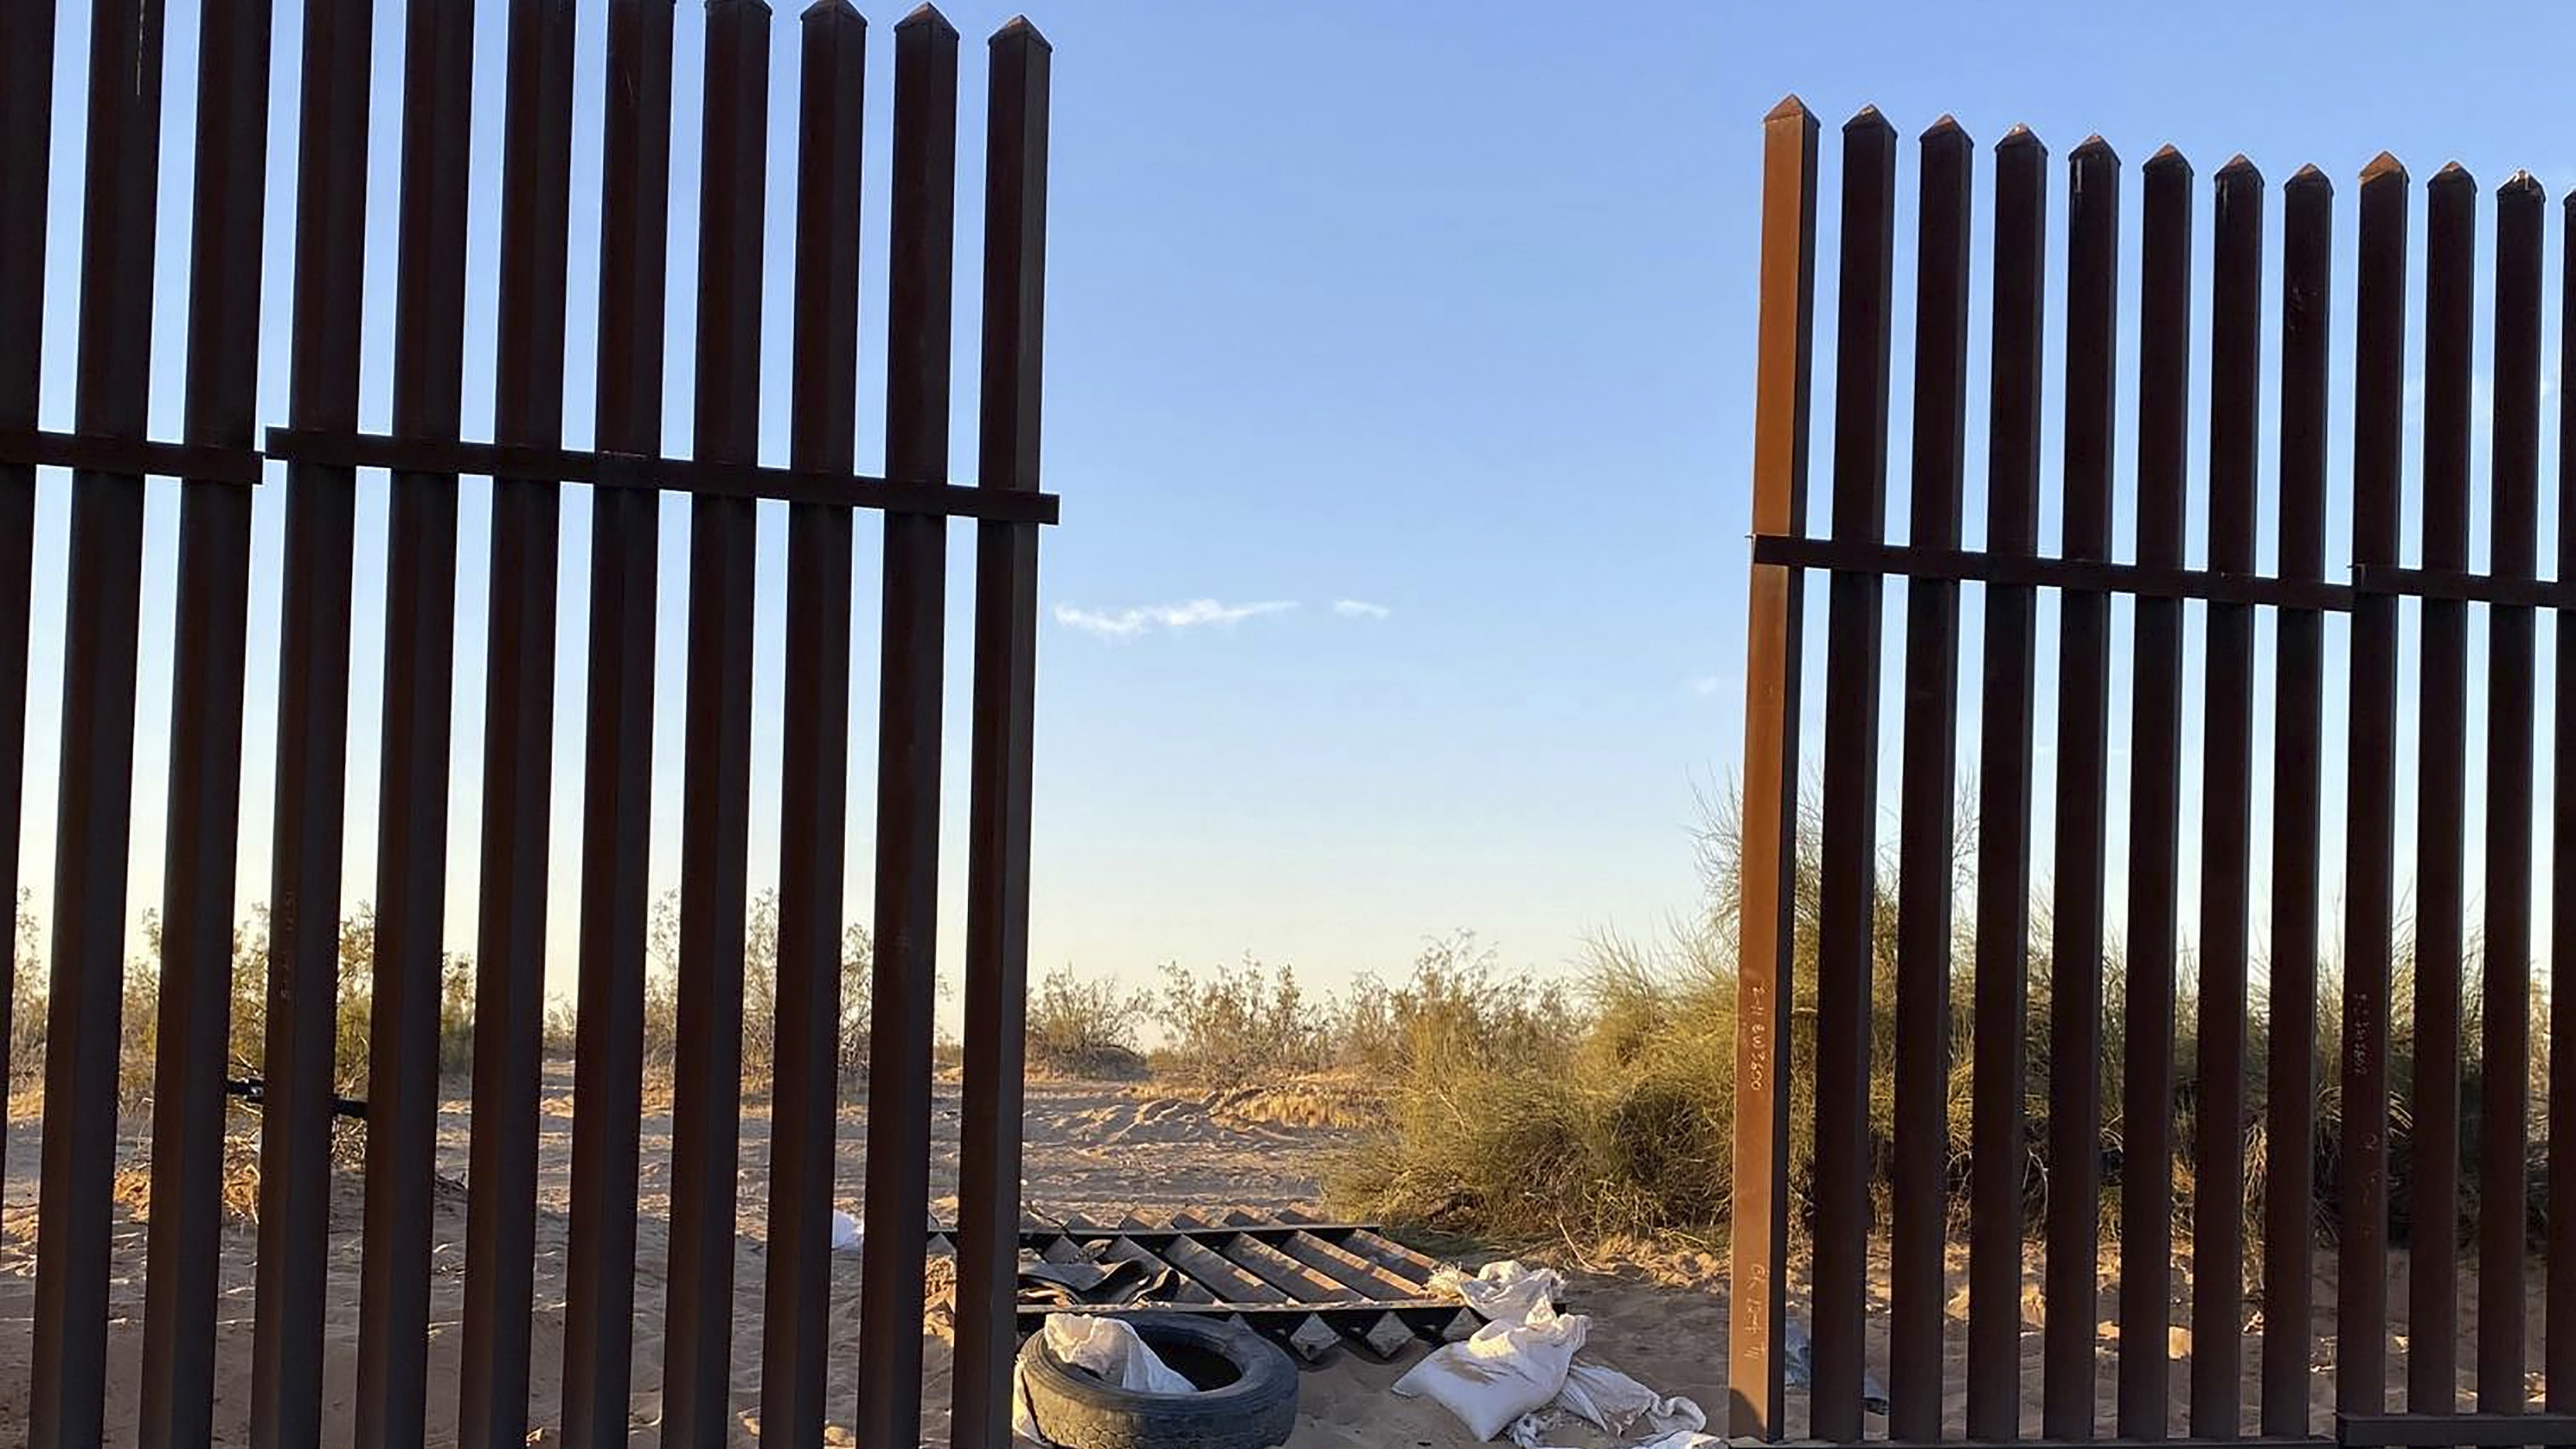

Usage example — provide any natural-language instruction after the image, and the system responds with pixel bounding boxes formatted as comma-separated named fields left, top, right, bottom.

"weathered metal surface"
left=1968, top=121, right=2045, bottom=1444
left=2122, top=143, right=2194, bottom=1443
left=455, top=3, right=576, bottom=1446
left=951, top=21, right=1054, bottom=1445
left=1810, top=103, right=1895, bottom=1447
left=2044, top=131, right=2117, bottom=1445
left=1728, top=94, right=1818, bottom=1444
left=137, top=0, right=270, bottom=1442
left=859, top=11, right=962, bottom=1448
left=2192, top=152, right=2263, bottom=1440
left=1886, top=114, right=1971, bottom=1446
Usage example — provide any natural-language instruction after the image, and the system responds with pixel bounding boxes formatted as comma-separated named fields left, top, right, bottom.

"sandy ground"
left=0, top=1066, right=2554, bottom=1446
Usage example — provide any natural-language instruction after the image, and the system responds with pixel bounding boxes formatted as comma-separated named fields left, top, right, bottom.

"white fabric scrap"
left=1395, top=1258, right=1714, bottom=1447
left=1011, top=1312, right=1194, bottom=1446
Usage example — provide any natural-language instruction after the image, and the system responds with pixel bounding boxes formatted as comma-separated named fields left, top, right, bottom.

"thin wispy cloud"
left=1053, top=599, right=1299, bottom=639
left=1332, top=599, right=1391, bottom=619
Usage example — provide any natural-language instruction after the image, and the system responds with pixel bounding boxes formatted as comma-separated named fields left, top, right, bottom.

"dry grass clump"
left=1330, top=788, right=2557, bottom=1267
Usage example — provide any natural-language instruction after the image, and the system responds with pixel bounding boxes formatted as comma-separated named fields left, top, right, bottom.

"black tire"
left=1016, top=1312, right=1300, bottom=1449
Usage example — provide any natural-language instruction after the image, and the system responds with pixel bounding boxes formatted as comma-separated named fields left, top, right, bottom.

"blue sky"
left=16, top=1, right=2576, bottom=1012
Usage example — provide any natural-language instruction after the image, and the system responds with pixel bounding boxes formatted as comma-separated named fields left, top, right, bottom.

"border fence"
left=0, top=2, right=1053, bottom=1446
left=1733, top=97, right=2575, bottom=1446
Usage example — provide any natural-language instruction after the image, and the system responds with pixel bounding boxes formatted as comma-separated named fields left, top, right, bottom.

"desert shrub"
left=838, top=922, right=872, bottom=1080
left=641, top=886, right=876, bottom=1093
left=1151, top=956, right=1341, bottom=1081
left=1340, top=930, right=1574, bottom=1075
left=9, top=888, right=40, bottom=1087
left=1025, top=966, right=1148, bottom=1077
left=532, top=898, right=868, bottom=1081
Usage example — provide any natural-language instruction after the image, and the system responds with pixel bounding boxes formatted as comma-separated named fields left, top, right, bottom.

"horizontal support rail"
left=1760, top=535, right=2576, bottom=611
left=265, top=429, right=1059, bottom=522
left=2339, top=1414, right=2576, bottom=1447
left=1754, top=535, right=2354, bottom=609
left=2351, top=563, right=2562, bottom=606
left=0, top=429, right=267, bottom=486
left=1777, top=1440, right=2333, bottom=1449
left=0, top=428, right=1064, bottom=526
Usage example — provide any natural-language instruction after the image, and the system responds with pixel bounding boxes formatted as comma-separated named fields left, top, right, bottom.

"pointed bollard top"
left=2500, top=168, right=2544, bottom=200
left=2069, top=132, right=2117, bottom=165
left=2429, top=159, right=2476, bottom=191
left=1997, top=121, right=2044, bottom=154
left=1922, top=113, right=1971, bottom=149
left=1846, top=102, right=1895, bottom=137
left=2143, top=143, right=2192, bottom=178
left=2360, top=150, right=2409, bottom=186
left=899, top=2, right=958, bottom=35
left=801, top=0, right=860, bottom=21
left=2215, top=153, right=2263, bottom=186
left=1766, top=94, right=1814, bottom=125
left=992, top=14, right=1052, bottom=47
left=2287, top=161, right=2332, bottom=194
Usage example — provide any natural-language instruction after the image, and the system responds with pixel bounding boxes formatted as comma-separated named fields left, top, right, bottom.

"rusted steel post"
left=1887, top=113, right=1971, bottom=1446
left=137, top=1, right=270, bottom=1443
left=32, top=1, right=167, bottom=1443
left=660, top=5, right=769, bottom=1445
left=355, top=3, right=475, bottom=1442
left=2410, top=160, right=2476, bottom=1427
left=2554, top=188, right=2576, bottom=1426
left=1726, top=94, right=1815, bottom=1444
left=251, top=1, right=373, bottom=1443
left=2120, top=143, right=2192, bottom=1440
left=2341, top=149, right=2410, bottom=1423
left=951, top=16, right=1053, bottom=1449
left=2192, top=152, right=2263, bottom=1441
left=1969, top=121, right=2046, bottom=1445
left=239, top=2, right=366, bottom=1446
left=562, top=2, right=675, bottom=1444
left=860, top=9, right=960, bottom=1446
left=1809, top=102, right=1895, bottom=1447
left=0, top=0, right=50, bottom=1236
left=456, top=3, right=576, bottom=1446
left=2262, top=161, right=2332, bottom=1441
left=2479, top=167, right=2543, bottom=1424
left=763, top=6, right=866, bottom=1446
left=2044, top=132, right=2118, bottom=1445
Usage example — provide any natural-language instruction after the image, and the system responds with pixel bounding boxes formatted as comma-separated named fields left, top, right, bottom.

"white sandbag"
left=1416, top=1259, right=1713, bottom=1447
left=829, top=1209, right=861, bottom=1251
left=1391, top=1301, right=1587, bottom=1441
left=1429, top=1259, right=1567, bottom=1326
left=1012, top=1313, right=1194, bottom=1445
